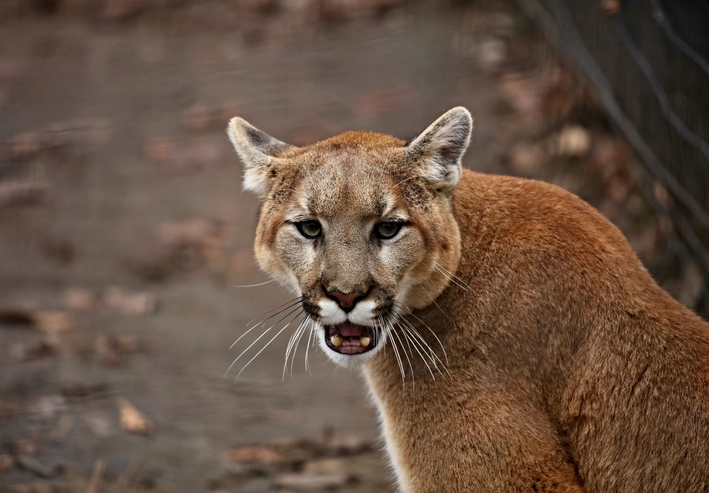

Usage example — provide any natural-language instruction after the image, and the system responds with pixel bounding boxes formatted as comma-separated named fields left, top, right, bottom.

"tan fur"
left=229, top=109, right=709, bottom=492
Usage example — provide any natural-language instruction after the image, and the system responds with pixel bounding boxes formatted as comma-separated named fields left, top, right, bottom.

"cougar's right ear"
left=227, top=117, right=295, bottom=197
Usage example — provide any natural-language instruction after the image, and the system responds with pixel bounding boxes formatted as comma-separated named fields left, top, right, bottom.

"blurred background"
left=0, top=0, right=707, bottom=491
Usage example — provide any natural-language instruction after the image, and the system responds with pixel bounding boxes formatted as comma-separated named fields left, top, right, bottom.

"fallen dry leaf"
left=85, top=458, right=105, bottom=493
left=304, top=458, right=347, bottom=475
left=275, top=472, right=353, bottom=490
left=323, top=430, right=370, bottom=455
left=117, top=398, right=154, bottom=435
left=104, top=287, right=157, bottom=316
left=221, top=445, right=286, bottom=465
left=0, top=182, right=49, bottom=209
left=114, top=335, right=154, bottom=354
left=9, top=340, right=54, bottom=362
left=0, top=307, right=73, bottom=334
left=34, top=311, right=74, bottom=334
left=95, top=334, right=122, bottom=367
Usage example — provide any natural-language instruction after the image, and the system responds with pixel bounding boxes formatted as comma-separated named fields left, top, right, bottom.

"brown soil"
left=0, top=1, right=692, bottom=491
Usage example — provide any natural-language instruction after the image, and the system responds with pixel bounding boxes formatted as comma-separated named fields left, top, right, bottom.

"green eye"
left=375, top=221, right=403, bottom=240
left=297, top=220, right=322, bottom=239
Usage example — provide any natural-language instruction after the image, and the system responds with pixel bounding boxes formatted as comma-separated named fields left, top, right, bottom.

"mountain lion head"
left=228, top=108, right=472, bottom=367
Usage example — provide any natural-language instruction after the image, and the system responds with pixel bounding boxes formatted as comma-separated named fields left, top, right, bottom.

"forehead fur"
left=275, top=131, right=421, bottom=218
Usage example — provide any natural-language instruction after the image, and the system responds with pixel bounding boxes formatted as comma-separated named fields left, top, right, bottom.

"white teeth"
left=330, top=335, right=343, bottom=347
left=360, top=336, right=371, bottom=347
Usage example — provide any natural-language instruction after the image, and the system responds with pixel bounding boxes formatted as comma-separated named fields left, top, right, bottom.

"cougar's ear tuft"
left=227, top=117, right=295, bottom=197
left=406, top=107, right=472, bottom=193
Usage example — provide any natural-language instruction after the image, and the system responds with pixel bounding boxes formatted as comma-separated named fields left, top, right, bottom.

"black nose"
left=327, top=290, right=366, bottom=313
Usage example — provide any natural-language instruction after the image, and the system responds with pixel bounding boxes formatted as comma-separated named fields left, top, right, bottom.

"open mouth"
left=324, top=321, right=377, bottom=355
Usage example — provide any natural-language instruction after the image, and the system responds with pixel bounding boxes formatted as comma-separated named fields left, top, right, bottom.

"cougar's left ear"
left=406, top=107, right=472, bottom=193
left=227, top=117, right=295, bottom=198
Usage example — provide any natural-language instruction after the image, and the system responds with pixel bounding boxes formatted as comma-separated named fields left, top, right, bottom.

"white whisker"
left=395, top=314, right=450, bottom=378
left=290, top=319, right=308, bottom=377
left=394, top=302, right=449, bottom=365
left=434, top=262, right=471, bottom=290
left=283, top=317, right=307, bottom=381
left=434, top=265, right=468, bottom=291
left=233, top=280, right=275, bottom=288
left=382, top=315, right=405, bottom=387
left=304, top=320, right=314, bottom=374
left=232, top=297, right=303, bottom=349
left=236, top=311, right=303, bottom=380
left=226, top=305, right=302, bottom=377
left=394, top=321, right=437, bottom=380
left=388, top=321, right=415, bottom=388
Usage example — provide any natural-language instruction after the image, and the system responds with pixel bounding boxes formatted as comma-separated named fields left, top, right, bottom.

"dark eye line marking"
left=288, top=215, right=316, bottom=224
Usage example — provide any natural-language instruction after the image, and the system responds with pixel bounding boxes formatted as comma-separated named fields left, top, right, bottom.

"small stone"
left=600, top=0, right=620, bottom=16
left=323, top=430, right=370, bottom=455
left=509, top=143, right=544, bottom=175
left=185, top=136, right=224, bottom=166
left=9, top=439, right=38, bottom=458
left=103, top=287, right=157, bottom=316
left=15, top=455, right=57, bottom=478
left=143, top=137, right=176, bottom=163
left=181, top=104, right=214, bottom=131
left=355, top=88, right=411, bottom=117
left=652, top=180, right=672, bottom=208
left=101, top=0, right=145, bottom=20
left=115, top=335, right=154, bottom=354
left=0, top=58, right=25, bottom=79
left=556, top=125, right=591, bottom=157
left=477, top=37, right=506, bottom=70
left=678, top=260, right=704, bottom=309
left=83, top=410, right=114, bottom=437
left=607, top=176, right=629, bottom=203
left=230, top=249, right=256, bottom=280
left=64, top=288, right=94, bottom=312
left=0, top=182, right=49, bottom=209
left=95, top=334, right=121, bottom=367
left=41, top=238, right=76, bottom=265
left=0, top=454, right=14, bottom=472
left=240, top=0, right=280, bottom=14
left=28, top=395, right=67, bottom=419
left=6, top=132, right=42, bottom=159
left=290, top=126, right=326, bottom=147
left=500, top=74, right=542, bottom=121
left=9, top=340, right=54, bottom=362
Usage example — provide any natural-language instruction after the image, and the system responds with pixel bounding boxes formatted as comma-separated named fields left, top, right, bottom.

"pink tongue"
left=337, top=321, right=365, bottom=337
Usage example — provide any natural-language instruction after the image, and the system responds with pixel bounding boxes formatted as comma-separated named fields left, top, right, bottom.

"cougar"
left=227, top=107, right=709, bottom=492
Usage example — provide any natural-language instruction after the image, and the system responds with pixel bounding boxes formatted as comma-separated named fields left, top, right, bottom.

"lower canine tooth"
left=360, top=336, right=371, bottom=347
left=331, top=335, right=343, bottom=347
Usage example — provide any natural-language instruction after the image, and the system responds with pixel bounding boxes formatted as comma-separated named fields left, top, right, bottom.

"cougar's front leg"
left=372, top=384, right=583, bottom=493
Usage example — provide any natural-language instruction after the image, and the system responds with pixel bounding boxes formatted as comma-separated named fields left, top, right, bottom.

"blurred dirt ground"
left=0, top=0, right=700, bottom=492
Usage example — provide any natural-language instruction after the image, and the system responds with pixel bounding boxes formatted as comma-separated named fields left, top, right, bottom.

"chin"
left=314, top=320, right=388, bottom=367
